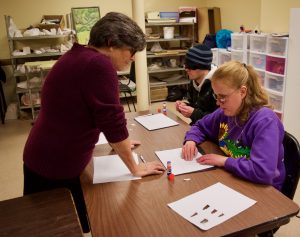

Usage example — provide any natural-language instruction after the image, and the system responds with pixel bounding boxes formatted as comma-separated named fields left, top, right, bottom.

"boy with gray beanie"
left=175, top=44, right=218, bottom=124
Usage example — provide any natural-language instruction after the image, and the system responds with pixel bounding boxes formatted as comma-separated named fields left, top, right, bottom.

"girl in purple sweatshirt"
left=182, top=61, right=285, bottom=190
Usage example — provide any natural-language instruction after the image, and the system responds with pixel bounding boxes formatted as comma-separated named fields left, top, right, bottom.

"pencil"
left=139, top=155, right=147, bottom=164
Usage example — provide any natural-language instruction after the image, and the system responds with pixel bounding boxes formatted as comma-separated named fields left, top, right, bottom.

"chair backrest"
left=129, top=62, right=136, bottom=83
left=281, top=131, right=300, bottom=199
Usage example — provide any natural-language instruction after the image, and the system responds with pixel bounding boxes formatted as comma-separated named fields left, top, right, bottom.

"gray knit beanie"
left=185, top=44, right=212, bottom=70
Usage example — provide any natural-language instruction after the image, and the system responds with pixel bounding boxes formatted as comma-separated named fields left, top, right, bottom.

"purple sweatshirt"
left=184, top=107, right=285, bottom=190
left=23, top=43, right=128, bottom=179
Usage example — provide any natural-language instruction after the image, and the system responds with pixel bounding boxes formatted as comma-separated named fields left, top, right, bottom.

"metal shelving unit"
left=4, top=15, right=72, bottom=120
left=145, top=21, right=195, bottom=101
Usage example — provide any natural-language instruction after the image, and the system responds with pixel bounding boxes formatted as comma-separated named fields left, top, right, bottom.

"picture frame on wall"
left=71, top=6, right=100, bottom=45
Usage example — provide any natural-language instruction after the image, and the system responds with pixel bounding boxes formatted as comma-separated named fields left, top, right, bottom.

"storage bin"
left=266, top=55, right=286, bottom=75
left=231, top=50, right=244, bottom=63
left=38, top=15, right=64, bottom=30
left=231, top=33, right=244, bottom=50
left=150, top=86, right=168, bottom=101
left=267, top=36, right=288, bottom=56
left=250, top=34, right=267, bottom=53
left=265, top=73, right=284, bottom=92
left=211, top=48, right=218, bottom=65
left=160, top=12, right=179, bottom=22
left=163, top=27, right=174, bottom=39
left=268, top=92, right=283, bottom=111
left=249, top=52, right=266, bottom=70
left=218, top=49, right=231, bottom=65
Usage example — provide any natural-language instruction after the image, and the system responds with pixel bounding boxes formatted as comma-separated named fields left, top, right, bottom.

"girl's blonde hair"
left=211, top=60, right=272, bottom=123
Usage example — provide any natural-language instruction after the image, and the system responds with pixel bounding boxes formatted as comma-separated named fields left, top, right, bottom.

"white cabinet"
left=4, top=15, right=72, bottom=120
left=145, top=22, right=195, bottom=101
left=283, top=8, right=300, bottom=141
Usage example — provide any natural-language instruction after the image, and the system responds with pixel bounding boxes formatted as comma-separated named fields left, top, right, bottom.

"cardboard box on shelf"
left=38, top=15, right=65, bottom=30
left=150, top=86, right=168, bottom=101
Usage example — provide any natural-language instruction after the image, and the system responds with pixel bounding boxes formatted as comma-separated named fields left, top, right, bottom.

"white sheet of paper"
left=93, top=153, right=141, bottom=184
left=134, top=113, right=179, bottom=130
left=168, top=182, right=257, bottom=230
left=95, top=133, right=108, bottom=145
left=155, top=148, right=213, bottom=175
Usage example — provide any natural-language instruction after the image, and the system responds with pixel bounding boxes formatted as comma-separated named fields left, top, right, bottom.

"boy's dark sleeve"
left=189, top=81, right=218, bottom=125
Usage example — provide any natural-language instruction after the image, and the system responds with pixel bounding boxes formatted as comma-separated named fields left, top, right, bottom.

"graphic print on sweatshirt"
left=218, top=122, right=250, bottom=159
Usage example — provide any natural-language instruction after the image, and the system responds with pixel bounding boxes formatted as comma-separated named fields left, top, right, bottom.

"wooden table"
left=81, top=111, right=299, bottom=237
left=0, top=188, right=83, bottom=237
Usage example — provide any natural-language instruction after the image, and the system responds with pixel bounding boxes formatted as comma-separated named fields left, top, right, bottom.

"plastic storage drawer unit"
left=211, top=48, right=219, bottom=66
left=267, top=37, right=288, bottom=56
left=249, top=52, right=266, bottom=70
left=231, top=50, right=244, bottom=63
left=218, top=49, right=231, bottom=65
left=266, top=56, right=286, bottom=75
left=250, top=34, right=267, bottom=53
left=265, top=73, right=284, bottom=92
left=231, top=33, right=245, bottom=50
left=268, top=93, right=283, bottom=111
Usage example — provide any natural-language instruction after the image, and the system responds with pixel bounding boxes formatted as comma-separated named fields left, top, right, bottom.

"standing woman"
left=23, top=12, right=165, bottom=233
left=182, top=61, right=285, bottom=190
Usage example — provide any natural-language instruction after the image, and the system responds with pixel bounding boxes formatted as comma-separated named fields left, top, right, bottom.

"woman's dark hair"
left=88, top=12, right=146, bottom=52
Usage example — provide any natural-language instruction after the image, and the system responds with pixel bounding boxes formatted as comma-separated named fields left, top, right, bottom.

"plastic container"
left=267, top=36, right=288, bottom=56
left=231, top=33, right=245, bottom=50
left=250, top=34, right=267, bottom=53
left=265, top=73, right=284, bottom=92
left=249, top=52, right=266, bottom=70
left=266, top=55, right=286, bottom=75
left=218, top=49, right=231, bottom=65
left=268, top=92, right=283, bottom=111
left=231, top=50, right=244, bottom=63
left=211, top=48, right=219, bottom=65
left=163, top=27, right=174, bottom=39
left=160, top=12, right=179, bottom=22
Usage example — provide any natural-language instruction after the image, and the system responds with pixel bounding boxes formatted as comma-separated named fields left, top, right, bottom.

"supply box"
left=38, top=15, right=65, bottom=30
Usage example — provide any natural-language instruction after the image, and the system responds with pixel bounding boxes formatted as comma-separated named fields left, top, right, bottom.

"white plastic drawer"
left=231, top=33, right=244, bottom=50
left=265, top=73, right=284, bottom=92
left=268, top=92, right=283, bottom=112
left=250, top=34, right=267, bottom=53
left=267, top=36, right=288, bottom=56
left=249, top=52, right=266, bottom=70
left=231, top=50, right=244, bottom=63
left=218, top=49, right=231, bottom=65
left=211, top=48, right=219, bottom=66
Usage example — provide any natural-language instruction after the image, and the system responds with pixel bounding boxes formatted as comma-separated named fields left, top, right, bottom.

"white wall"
left=283, top=8, right=300, bottom=141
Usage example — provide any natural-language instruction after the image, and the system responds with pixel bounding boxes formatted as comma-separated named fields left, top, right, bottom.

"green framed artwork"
left=71, top=6, right=100, bottom=45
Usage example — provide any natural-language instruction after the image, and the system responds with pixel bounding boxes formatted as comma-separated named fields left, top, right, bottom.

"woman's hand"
left=130, top=139, right=141, bottom=149
left=196, top=154, right=228, bottom=167
left=133, top=160, right=165, bottom=177
left=182, top=141, right=198, bottom=160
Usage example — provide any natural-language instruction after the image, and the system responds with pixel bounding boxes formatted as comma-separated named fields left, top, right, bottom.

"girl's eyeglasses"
left=212, top=89, right=238, bottom=104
